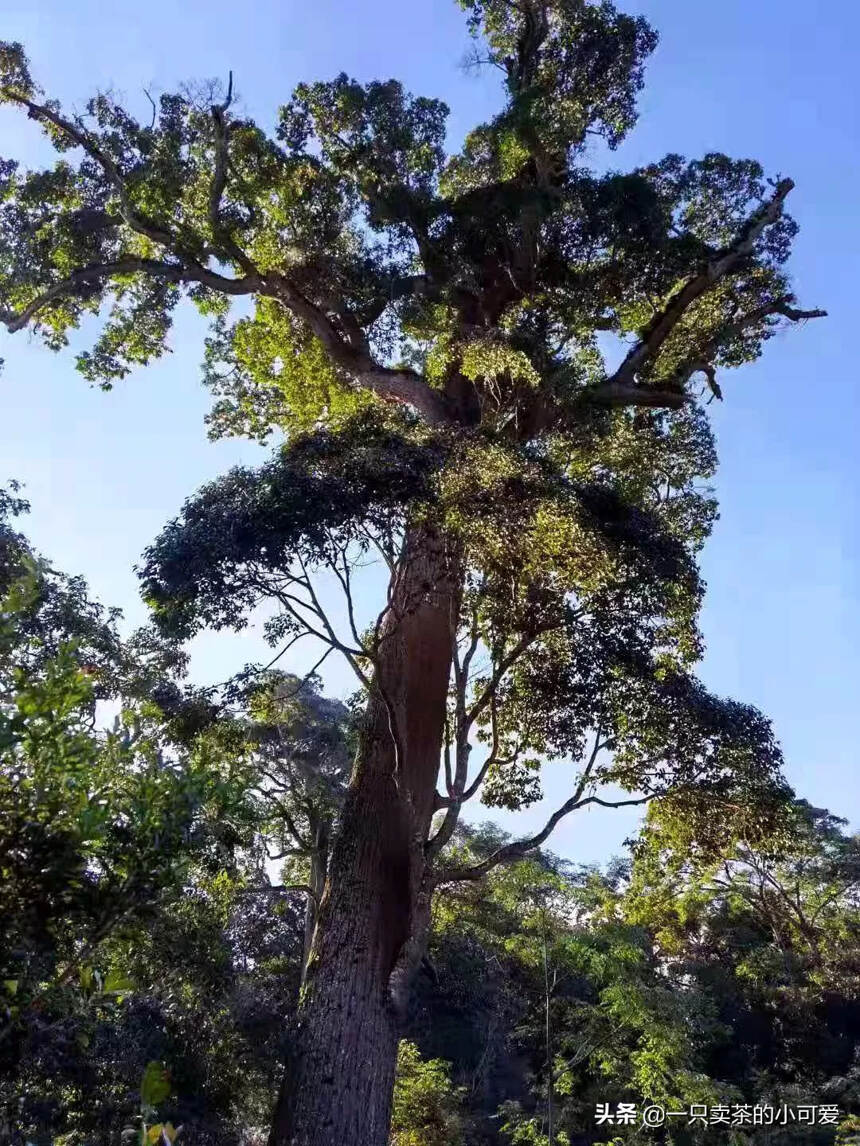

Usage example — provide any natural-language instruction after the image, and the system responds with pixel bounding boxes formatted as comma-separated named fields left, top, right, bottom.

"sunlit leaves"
left=427, top=334, right=541, bottom=394
left=279, top=74, right=449, bottom=211
left=391, top=1040, right=466, bottom=1146
left=203, top=298, right=370, bottom=441
left=77, top=279, right=181, bottom=386
left=455, top=0, right=657, bottom=156
left=0, top=41, right=37, bottom=99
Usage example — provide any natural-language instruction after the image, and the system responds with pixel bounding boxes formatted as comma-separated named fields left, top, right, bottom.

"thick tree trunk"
left=269, top=524, right=461, bottom=1146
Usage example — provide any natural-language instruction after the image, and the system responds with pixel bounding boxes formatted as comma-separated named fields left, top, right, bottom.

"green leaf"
left=102, top=970, right=135, bottom=995
left=140, top=1060, right=171, bottom=1107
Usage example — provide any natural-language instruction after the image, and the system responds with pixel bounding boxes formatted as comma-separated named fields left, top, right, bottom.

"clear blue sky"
left=1, top=0, right=858, bottom=862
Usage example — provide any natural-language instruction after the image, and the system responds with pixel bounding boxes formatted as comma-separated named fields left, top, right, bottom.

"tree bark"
left=269, top=523, right=461, bottom=1146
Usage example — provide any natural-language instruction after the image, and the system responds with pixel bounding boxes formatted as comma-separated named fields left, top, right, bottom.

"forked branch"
left=434, top=733, right=648, bottom=882
left=0, top=82, right=450, bottom=425
left=587, top=179, right=825, bottom=409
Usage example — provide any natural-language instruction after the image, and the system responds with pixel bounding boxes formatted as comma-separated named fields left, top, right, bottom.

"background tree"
left=0, top=494, right=350, bottom=1144
left=232, top=671, right=353, bottom=976
left=410, top=818, right=860, bottom=1144
left=0, top=0, right=825, bottom=1141
left=0, top=493, right=250, bottom=1142
left=615, top=799, right=860, bottom=1133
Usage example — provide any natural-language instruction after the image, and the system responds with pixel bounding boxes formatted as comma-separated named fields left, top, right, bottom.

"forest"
left=0, top=0, right=856, bottom=1143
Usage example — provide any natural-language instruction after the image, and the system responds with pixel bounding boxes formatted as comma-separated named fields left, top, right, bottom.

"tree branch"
left=435, top=734, right=625, bottom=882
left=4, top=88, right=176, bottom=248
left=242, top=882, right=320, bottom=907
left=584, top=381, right=690, bottom=410
left=587, top=179, right=811, bottom=408
left=209, top=79, right=258, bottom=277
left=465, top=629, right=540, bottom=728
left=265, top=271, right=451, bottom=424
left=668, top=296, right=827, bottom=400
left=2, top=86, right=451, bottom=425
left=271, top=883, right=320, bottom=907
left=0, top=255, right=258, bottom=333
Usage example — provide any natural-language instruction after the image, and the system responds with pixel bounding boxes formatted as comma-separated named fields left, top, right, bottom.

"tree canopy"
left=0, top=3, right=824, bottom=856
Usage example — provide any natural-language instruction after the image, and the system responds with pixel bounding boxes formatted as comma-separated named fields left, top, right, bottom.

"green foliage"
left=457, top=0, right=656, bottom=146
left=391, top=1040, right=466, bottom=1146
left=0, top=509, right=280, bottom=1142
left=204, top=298, right=371, bottom=442
left=412, top=822, right=860, bottom=1145
left=140, top=1060, right=171, bottom=1109
left=1, top=0, right=820, bottom=839
left=139, top=408, right=446, bottom=639
left=0, top=0, right=815, bottom=417
left=498, top=1104, right=570, bottom=1146
left=140, top=395, right=785, bottom=831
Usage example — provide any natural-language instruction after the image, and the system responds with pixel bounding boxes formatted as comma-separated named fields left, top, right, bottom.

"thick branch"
left=585, top=381, right=690, bottom=410
left=242, top=882, right=320, bottom=907
left=589, top=179, right=804, bottom=407
left=5, top=89, right=176, bottom=248
left=265, top=271, right=450, bottom=424
left=670, top=296, right=827, bottom=398
left=209, top=84, right=258, bottom=277
left=0, top=255, right=259, bottom=333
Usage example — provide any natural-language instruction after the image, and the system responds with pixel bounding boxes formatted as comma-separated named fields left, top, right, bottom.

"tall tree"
left=0, top=2, right=824, bottom=1141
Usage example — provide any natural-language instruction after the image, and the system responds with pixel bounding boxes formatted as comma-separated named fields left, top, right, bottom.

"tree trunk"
left=299, top=818, right=329, bottom=986
left=269, top=523, right=461, bottom=1146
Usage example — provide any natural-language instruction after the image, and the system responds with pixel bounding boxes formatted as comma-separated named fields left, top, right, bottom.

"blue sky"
left=1, top=0, right=858, bottom=862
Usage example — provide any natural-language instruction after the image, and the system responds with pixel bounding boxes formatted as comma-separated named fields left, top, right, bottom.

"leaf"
left=103, top=969, right=135, bottom=995
left=147, top=1124, right=179, bottom=1146
left=1, top=979, right=17, bottom=996
left=140, top=1060, right=171, bottom=1107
